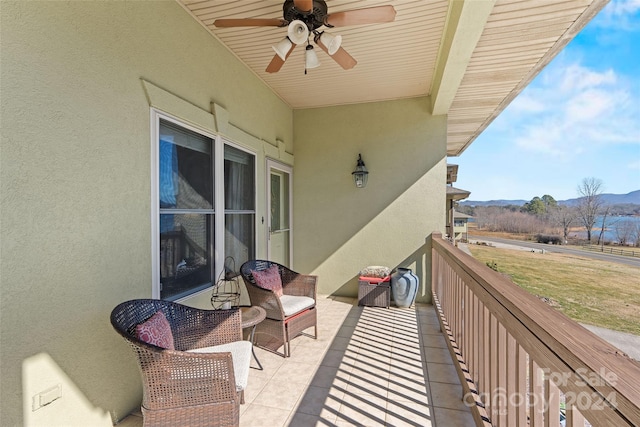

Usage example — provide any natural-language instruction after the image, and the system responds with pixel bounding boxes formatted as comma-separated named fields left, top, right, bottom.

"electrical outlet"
left=32, top=384, right=62, bottom=411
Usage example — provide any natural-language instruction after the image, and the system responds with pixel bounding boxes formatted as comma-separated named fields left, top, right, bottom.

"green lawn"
left=467, top=244, right=640, bottom=335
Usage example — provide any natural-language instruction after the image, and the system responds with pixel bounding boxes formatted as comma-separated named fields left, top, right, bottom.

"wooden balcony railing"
left=430, top=232, right=640, bottom=427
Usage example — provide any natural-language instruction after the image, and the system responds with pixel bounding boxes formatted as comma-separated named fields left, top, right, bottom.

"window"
left=224, top=145, right=255, bottom=268
left=155, top=115, right=255, bottom=300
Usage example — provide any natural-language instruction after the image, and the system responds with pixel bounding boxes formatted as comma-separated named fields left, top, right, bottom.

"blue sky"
left=453, top=0, right=640, bottom=202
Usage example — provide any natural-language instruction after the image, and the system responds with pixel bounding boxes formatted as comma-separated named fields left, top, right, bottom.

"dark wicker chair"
left=240, top=260, right=317, bottom=357
left=110, top=299, right=251, bottom=427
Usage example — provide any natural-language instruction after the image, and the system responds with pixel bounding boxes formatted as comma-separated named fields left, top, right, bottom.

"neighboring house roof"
left=454, top=212, right=473, bottom=220
left=447, top=164, right=458, bottom=185
left=446, top=185, right=471, bottom=201
left=179, top=0, right=607, bottom=156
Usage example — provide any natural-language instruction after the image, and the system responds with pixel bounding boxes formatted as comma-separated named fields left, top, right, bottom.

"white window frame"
left=150, top=109, right=257, bottom=300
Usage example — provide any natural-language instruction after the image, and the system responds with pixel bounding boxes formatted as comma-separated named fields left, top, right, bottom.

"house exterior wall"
left=0, top=1, right=292, bottom=425
left=1, top=1, right=448, bottom=425
left=454, top=220, right=469, bottom=241
left=293, top=100, right=447, bottom=302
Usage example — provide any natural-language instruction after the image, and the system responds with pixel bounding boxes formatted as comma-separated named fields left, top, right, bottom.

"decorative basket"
left=357, top=266, right=391, bottom=308
left=211, top=257, right=241, bottom=309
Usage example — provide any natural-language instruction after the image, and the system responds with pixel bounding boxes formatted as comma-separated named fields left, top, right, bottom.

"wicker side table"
left=358, top=278, right=390, bottom=308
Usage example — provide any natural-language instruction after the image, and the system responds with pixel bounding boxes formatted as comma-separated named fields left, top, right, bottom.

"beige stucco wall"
left=293, top=98, right=447, bottom=302
left=0, top=1, right=291, bottom=425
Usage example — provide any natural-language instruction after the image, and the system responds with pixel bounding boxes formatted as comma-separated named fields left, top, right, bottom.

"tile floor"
left=117, top=296, right=475, bottom=427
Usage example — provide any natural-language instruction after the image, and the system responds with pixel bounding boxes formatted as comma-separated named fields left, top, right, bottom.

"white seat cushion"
left=188, top=341, right=252, bottom=391
left=280, top=295, right=315, bottom=317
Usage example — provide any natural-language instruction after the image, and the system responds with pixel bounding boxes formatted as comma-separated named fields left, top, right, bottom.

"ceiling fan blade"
left=293, top=0, right=313, bottom=12
left=213, top=18, right=287, bottom=28
left=325, top=5, right=397, bottom=27
left=316, top=40, right=357, bottom=70
left=328, top=47, right=358, bottom=70
left=265, top=44, right=296, bottom=73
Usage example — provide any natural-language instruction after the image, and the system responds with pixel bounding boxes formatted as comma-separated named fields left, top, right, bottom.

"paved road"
left=580, top=324, right=640, bottom=361
left=469, top=235, right=640, bottom=268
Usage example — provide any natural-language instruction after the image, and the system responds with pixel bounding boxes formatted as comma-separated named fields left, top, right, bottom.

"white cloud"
left=506, top=61, right=639, bottom=159
left=594, top=0, right=640, bottom=30
left=557, top=65, right=616, bottom=92
left=509, top=94, right=546, bottom=113
left=607, top=0, right=640, bottom=16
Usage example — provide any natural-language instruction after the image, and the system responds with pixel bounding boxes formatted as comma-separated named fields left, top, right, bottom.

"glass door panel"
left=267, top=161, right=291, bottom=267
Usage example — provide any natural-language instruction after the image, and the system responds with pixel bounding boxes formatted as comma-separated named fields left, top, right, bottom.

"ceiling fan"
left=213, top=0, right=396, bottom=73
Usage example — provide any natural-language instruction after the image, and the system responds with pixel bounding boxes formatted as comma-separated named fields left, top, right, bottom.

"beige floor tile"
left=346, top=334, right=367, bottom=351
left=393, top=332, right=421, bottom=346
left=356, top=341, right=393, bottom=359
left=286, top=412, right=332, bottom=427
left=319, top=308, right=351, bottom=319
left=389, top=358, right=426, bottom=375
left=388, top=370, right=429, bottom=402
left=293, top=339, right=331, bottom=355
left=341, top=316, right=360, bottom=328
left=418, top=314, right=441, bottom=326
left=320, top=348, right=351, bottom=368
left=308, top=364, right=352, bottom=389
left=335, top=391, right=388, bottom=426
left=346, top=361, right=390, bottom=396
left=239, top=401, right=249, bottom=417
left=423, top=346, right=455, bottom=365
left=324, top=295, right=357, bottom=305
left=417, top=314, right=440, bottom=325
left=270, top=360, right=319, bottom=385
left=339, top=347, right=361, bottom=365
left=366, top=327, right=399, bottom=343
left=420, top=321, right=444, bottom=335
left=353, top=351, right=393, bottom=370
left=421, top=332, right=448, bottom=348
left=290, top=342, right=331, bottom=365
left=433, top=406, right=476, bottom=426
left=251, top=380, right=308, bottom=411
left=243, top=374, right=269, bottom=405
left=364, top=320, right=396, bottom=333
left=328, top=335, right=358, bottom=352
left=249, top=348, right=285, bottom=377
left=386, top=400, right=433, bottom=427
left=391, top=345, right=423, bottom=365
left=428, top=381, right=469, bottom=412
left=292, top=384, right=343, bottom=421
left=335, top=324, right=357, bottom=338
left=426, top=362, right=460, bottom=385
left=239, top=403, right=291, bottom=427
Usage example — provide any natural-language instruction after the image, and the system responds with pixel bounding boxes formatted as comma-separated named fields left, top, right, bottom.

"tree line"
left=457, top=177, right=640, bottom=246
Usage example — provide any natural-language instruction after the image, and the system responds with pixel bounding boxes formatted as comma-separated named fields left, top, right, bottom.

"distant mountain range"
left=459, top=190, right=640, bottom=207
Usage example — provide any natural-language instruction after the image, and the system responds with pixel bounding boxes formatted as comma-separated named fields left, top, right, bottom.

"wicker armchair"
left=110, top=299, right=251, bottom=427
left=240, top=260, right=317, bottom=357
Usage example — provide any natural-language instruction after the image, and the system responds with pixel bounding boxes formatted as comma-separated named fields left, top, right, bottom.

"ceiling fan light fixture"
left=319, top=32, right=342, bottom=55
left=305, top=45, right=321, bottom=69
left=287, top=20, right=310, bottom=45
left=272, top=37, right=293, bottom=60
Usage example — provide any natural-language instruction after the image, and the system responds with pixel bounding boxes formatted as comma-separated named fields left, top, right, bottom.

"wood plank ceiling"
left=178, top=0, right=607, bottom=156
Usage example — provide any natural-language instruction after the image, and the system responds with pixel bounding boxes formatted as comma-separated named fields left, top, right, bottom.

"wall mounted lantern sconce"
left=352, top=153, right=369, bottom=188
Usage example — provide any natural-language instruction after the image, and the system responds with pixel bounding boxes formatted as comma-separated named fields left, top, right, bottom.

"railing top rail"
left=431, top=232, right=640, bottom=425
